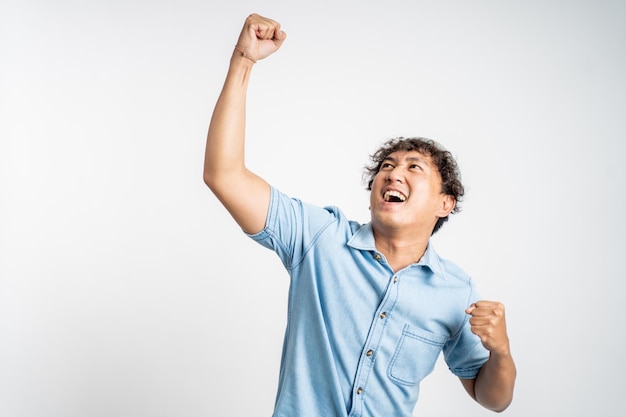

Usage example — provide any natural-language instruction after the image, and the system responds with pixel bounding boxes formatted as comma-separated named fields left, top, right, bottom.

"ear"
left=436, top=194, right=456, bottom=218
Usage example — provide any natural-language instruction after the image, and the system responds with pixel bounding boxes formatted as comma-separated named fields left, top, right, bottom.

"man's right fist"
left=235, top=13, right=287, bottom=63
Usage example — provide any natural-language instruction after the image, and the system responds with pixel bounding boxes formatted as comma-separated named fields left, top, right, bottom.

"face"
left=369, top=150, right=455, bottom=236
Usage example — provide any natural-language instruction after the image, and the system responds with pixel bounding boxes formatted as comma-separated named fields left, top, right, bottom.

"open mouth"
left=383, top=190, right=407, bottom=203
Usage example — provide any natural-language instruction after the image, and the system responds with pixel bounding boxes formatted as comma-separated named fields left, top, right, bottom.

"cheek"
left=370, top=176, right=385, bottom=194
left=369, top=188, right=378, bottom=207
left=413, top=185, right=443, bottom=209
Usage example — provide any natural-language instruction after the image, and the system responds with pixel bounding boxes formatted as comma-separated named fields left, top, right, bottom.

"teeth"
left=383, top=190, right=407, bottom=202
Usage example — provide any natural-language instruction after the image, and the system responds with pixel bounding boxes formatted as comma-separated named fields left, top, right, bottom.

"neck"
left=373, top=229, right=430, bottom=272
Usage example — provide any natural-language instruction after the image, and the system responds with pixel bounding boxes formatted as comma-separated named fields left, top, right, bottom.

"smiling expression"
left=369, top=150, right=455, bottom=236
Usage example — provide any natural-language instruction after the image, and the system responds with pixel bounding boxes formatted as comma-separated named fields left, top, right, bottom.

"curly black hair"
left=363, top=137, right=465, bottom=234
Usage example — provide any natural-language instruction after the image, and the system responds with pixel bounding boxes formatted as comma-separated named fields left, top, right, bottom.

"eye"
left=380, top=162, right=395, bottom=170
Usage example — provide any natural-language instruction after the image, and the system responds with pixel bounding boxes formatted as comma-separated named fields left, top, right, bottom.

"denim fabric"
left=249, top=187, right=489, bottom=417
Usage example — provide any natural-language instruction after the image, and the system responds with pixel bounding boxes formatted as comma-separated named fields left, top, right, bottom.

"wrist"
left=234, top=45, right=257, bottom=64
left=225, top=50, right=255, bottom=87
left=228, top=49, right=255, bottom=75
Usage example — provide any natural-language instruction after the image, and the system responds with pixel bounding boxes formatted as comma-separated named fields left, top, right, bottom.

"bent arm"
left=461, top=301, right=516, bottom=412
left=204, top=50, right=269, bottom=234
left=460, top=351, right=516, bottom=412
left=203, top=14, right=286, bottom=234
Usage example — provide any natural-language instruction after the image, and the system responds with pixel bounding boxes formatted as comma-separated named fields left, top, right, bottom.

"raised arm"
left=203, top=14, right=286, bottom=234
left=461, top=301, right=517, bottom=412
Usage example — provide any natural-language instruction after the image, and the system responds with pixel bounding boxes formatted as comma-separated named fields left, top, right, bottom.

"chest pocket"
left=388, top=324, right=448, bottom=386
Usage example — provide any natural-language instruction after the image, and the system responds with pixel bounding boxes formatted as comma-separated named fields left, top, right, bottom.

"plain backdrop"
left=1, top=1, right=625, bottom=416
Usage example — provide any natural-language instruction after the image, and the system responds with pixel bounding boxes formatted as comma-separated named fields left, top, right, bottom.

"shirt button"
left=375, top=254, right=381, bottom=260
left=366, top=349, right=373, bottom=357
left=393, top=276, right=398, bottom=283
left=357, top=387, right=363, bottom=395
left=380, top=312, right=387, bottom=319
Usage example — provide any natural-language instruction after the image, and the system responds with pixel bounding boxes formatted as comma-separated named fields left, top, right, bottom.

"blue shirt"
left=249, top=187, right=489, bottom=417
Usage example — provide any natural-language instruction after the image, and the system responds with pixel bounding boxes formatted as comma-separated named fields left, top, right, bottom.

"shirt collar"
left=348, top=222, right=447, bottom=280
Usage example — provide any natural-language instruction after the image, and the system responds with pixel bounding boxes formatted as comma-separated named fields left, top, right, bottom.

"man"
left=204, top=13, right=516, bottom=417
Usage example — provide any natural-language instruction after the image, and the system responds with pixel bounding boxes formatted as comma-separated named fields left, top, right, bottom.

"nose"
left=386, top=167, right=403, bottom=183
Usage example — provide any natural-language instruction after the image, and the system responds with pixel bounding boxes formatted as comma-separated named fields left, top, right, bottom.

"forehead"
left=384, top=150, right=433, bottom=164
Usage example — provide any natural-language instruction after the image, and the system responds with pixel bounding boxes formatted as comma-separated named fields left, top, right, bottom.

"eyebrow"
left=406, top=156, right=427, bottom=164
left=383, top=156, right=428, bottom=165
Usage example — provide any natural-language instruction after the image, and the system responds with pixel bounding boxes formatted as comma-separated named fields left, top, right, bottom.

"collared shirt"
left=249, top=187, right=489, bottom=417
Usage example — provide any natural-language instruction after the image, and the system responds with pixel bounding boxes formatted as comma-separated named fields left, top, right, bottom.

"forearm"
left=473, top=351, right=516, bottom=412
left=203, top=51, right=255, bottom=187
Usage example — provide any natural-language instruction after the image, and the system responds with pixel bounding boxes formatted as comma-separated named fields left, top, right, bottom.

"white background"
left=1, top=1, right=625, bottom=416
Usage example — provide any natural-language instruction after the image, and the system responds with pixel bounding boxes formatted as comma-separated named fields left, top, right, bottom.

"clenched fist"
left=465, top=300, right=511, bottom=356
left=235, top=13, right=287, bottom=63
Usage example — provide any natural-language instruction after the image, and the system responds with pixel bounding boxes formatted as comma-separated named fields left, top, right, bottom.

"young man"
left=204, top=13, right=516, bottom=417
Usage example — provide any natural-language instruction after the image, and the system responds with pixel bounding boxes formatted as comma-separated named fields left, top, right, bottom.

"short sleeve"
left=442, top=281, right=490, bottom=379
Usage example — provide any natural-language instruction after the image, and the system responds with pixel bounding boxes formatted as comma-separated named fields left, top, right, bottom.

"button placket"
left=348, top=272, right=400, bottom=417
